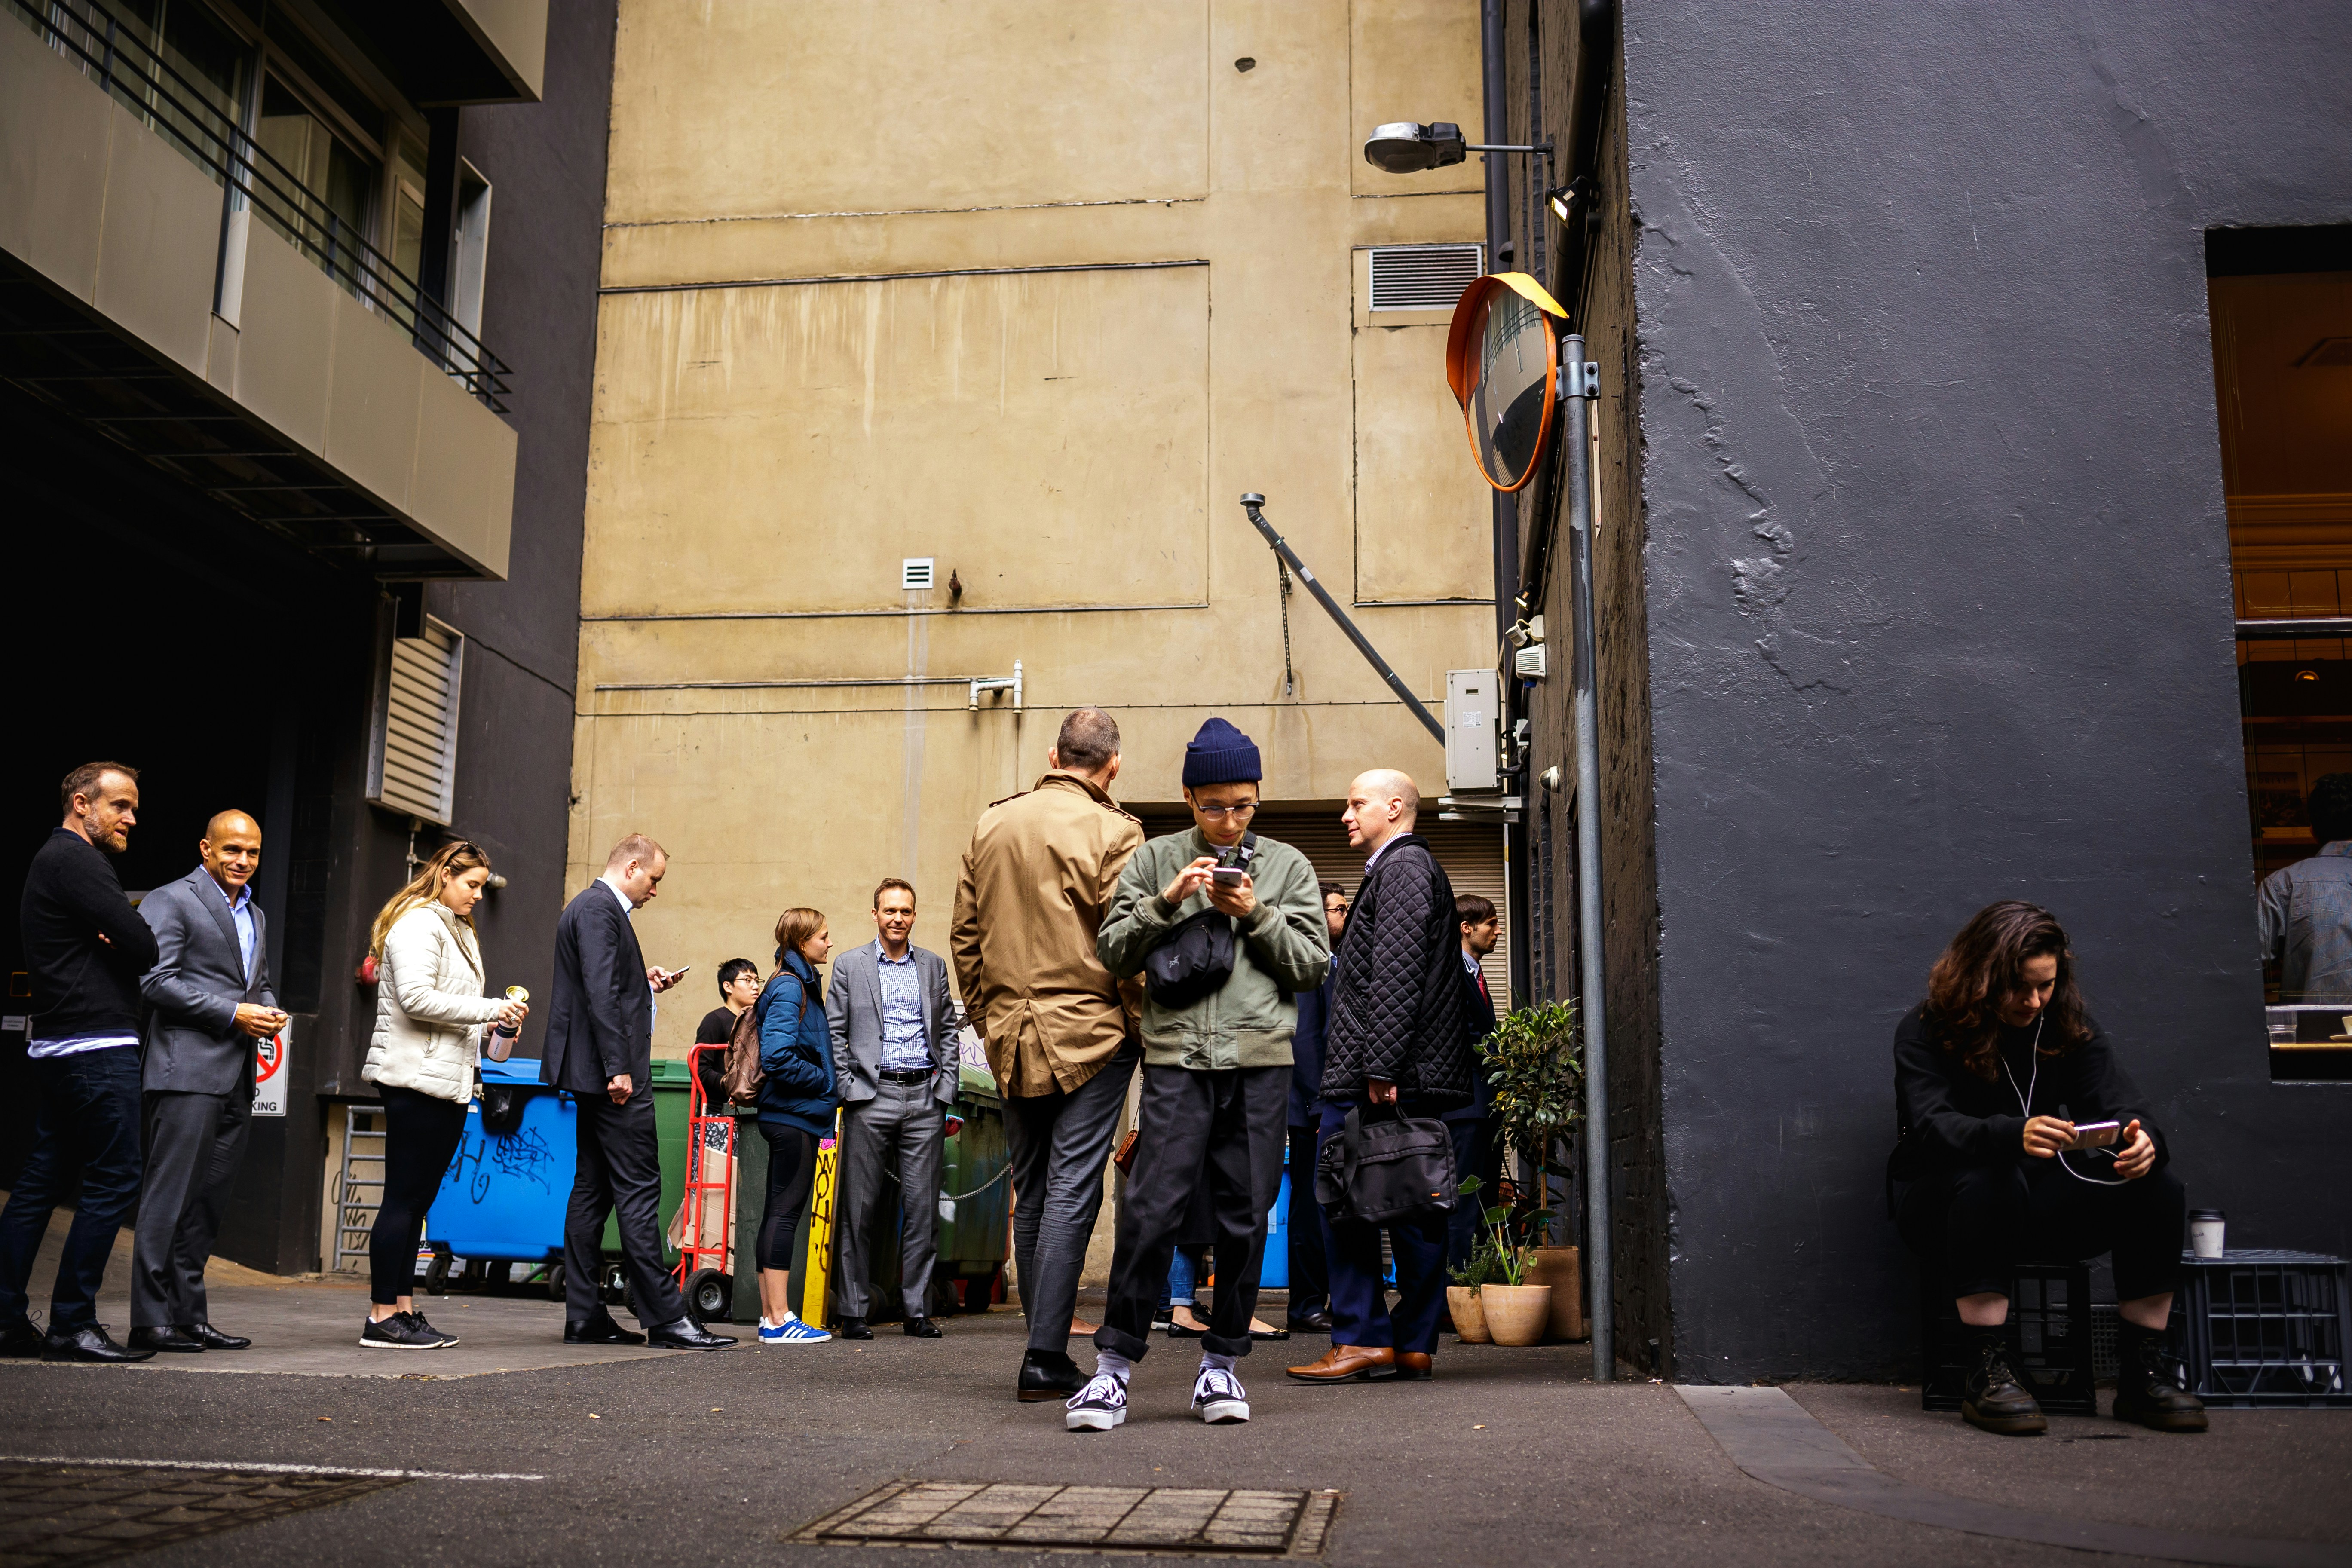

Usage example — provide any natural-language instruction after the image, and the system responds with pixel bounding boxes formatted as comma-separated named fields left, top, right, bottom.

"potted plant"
left=1446, top=1201, right=1499, bottom=1343
left=1458, top=1176, right=1552, bottom=1345
left=1476, top=1001, right=1586, bottom=1341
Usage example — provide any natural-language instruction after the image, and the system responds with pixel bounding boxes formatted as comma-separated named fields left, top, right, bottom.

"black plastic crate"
left=1920, top=1261, right=2098, bottom=1415
left=2170, top=1250, right=2351, bottom=1409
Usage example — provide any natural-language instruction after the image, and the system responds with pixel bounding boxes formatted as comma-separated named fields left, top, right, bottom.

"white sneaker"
left=1066, top=1372, right=1128, bottom=1431
left=1192, top=1365, right=1250, bottom=1424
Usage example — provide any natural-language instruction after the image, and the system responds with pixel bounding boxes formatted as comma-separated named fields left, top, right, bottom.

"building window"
left=451, top=162, right=493, bottom=340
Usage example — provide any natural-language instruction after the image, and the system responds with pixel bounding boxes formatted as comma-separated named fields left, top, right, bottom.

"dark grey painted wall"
left=1617, top=1, right=2352, bottom=1379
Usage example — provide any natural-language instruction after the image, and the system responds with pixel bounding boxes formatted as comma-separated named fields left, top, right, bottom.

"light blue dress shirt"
left=875, top=943, right=930, bottom=1071
left=206, top=873, right=258, bottom=985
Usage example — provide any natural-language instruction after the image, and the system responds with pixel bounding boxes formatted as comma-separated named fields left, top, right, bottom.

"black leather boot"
left=2111, top=1322, right=2208, bottom=1432
left=1960, top=1326, right=2046, bottom=1435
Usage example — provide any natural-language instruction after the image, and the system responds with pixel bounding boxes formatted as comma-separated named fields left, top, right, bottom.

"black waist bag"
left=1315, top=1106, right=1458, bottom=1225
left=1143, top=908, right=1237, bottom=1010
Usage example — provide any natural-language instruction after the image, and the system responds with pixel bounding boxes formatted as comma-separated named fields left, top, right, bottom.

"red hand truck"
left=674, top=1043, right=737, bottom=1324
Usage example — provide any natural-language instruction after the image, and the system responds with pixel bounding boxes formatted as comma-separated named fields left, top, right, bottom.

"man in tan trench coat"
left=952, top=707, right=1144, bottom=1402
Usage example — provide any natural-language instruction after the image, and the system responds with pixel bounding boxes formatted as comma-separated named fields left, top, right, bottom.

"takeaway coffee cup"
left=2189, top=1207, right=2226, bottom=1259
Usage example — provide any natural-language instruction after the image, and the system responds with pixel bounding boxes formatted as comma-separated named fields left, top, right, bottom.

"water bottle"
left=488, top=985, right=527, bottom=1061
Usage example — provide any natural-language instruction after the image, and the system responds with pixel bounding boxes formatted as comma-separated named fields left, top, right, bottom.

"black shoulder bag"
left=1314, top=1105, right=1458, bottom=1225
left=1142, top=834, right=1256, bottom=1010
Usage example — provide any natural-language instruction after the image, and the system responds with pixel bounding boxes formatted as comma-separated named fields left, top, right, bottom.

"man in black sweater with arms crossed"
left=0, top=763, right=162, bottom=1363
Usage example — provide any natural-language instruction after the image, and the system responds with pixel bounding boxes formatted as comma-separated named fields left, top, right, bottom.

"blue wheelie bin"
left=423, top=1056, right=577, bottom=1296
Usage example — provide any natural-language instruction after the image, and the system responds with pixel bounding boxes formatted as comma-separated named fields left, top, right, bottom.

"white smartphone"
left=1211, top=866, right=1248, bottom=884
left=2067, top=1120, right=2122, bottom=1150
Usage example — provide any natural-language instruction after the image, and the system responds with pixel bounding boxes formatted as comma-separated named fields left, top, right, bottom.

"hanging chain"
left=1276, top=555, right=1296, bottom=697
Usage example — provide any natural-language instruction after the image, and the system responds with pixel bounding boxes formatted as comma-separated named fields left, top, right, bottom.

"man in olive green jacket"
left=1066, top=719, right=1327, bottom=1433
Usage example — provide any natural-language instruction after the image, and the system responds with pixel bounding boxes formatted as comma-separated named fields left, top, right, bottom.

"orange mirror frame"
left=1445, top=272, right=1571, bottom=493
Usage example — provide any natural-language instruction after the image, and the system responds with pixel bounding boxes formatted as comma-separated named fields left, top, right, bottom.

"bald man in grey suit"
left=129, top=811, right=287, bottom=1353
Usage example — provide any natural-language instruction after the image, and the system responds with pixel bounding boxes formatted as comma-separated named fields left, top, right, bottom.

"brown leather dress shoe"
left=1285, top=1343, right=1395, bottom=1382
left=1390, top=1351, right=1433, bottom=1380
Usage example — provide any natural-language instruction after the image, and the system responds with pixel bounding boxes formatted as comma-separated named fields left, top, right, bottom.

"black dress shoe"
left=1285, top=1309, right=1334, bottom=1334
left=43, top=1324, right=153, bottom=1363
left=1017, top=1349, right=1084, bottom=1402
left=564, top=1316, right=646, bottom=1345
left=903, top=1316, right=943, bottom=1338
left=183, top=1323, right=251, bottom=1351
left=0, top=1320, right=43, bottom=1359
left=836, top=1316, right=873, bottom=1341
left=128, top=1326, right=204, bottom=1354
left=647, top=1317, right=737, bottom=1350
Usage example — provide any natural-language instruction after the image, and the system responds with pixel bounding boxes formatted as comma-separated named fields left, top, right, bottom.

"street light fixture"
left=1363, top=121, right=1550, bottom=175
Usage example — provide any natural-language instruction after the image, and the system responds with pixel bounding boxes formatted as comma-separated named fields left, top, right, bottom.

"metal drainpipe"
left=1562, top=333, right=1613, bottom=1382
left=1481, top=0, right=1529, bottom=1011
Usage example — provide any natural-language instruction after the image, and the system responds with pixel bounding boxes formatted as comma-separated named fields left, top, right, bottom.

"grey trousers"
left=837, top=1077, right=946, bottom=1318
left=1004, top=1044, right=1137, bottom=1357
left=130, top=1089, right=251, bottom=1329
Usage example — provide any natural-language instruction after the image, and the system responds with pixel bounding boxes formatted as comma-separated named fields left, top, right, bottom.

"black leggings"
left=759, top=1123, right=818, bottom=1277
left=369, top=1085, right=469, bottom=1305
left=1898, top=1157, right=2186, bottom=1303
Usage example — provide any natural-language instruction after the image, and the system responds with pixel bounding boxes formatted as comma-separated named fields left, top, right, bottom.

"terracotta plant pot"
left=1480, top=1283, right=1553, bottom=1347
left=1525, top=1246, right=1586, bottom=1342
left=1448, top=1285, right=1491, bottom=1343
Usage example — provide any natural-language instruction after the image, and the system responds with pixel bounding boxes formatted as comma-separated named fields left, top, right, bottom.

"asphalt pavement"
left=4, top=1273, right=2349, bottom=1567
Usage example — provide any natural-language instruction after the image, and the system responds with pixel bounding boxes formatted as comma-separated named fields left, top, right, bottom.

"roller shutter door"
left=1134, top=807, right=1510, bottom=1022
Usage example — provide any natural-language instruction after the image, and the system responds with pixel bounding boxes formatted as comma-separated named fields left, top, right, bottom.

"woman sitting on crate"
left=748, top=908, right=841, bottom=1346
left=358, top=841, right=528, bottom=1352
left=1890, top=900, right=2205, bottom=1436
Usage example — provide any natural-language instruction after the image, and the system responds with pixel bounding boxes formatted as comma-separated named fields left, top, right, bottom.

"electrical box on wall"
left=1445, top=669, right=1498, bottom=792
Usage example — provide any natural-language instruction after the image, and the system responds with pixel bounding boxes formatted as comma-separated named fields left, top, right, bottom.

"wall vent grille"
left=1368, top=244, right=1484, bottom=311
left=902, top=558, right=936, bottom=590
left=367, top=617, right=464, bottom=825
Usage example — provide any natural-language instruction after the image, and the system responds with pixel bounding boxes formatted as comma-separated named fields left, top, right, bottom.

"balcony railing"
left=9, top=0, right=514, bottom=411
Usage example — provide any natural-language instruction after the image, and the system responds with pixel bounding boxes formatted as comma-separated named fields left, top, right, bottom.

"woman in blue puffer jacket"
left=752, top=906, right=839, bottom=1345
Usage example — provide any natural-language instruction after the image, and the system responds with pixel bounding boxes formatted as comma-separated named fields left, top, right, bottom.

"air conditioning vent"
left=1368, top=244, right=1484, bottom=312
left=368, top=616, right=464, bottom=824
left=902, top=557, right=935, bottom=590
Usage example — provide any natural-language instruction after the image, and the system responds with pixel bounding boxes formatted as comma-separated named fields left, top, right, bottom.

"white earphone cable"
left=2003, top=1015, right=2127, bottom=1187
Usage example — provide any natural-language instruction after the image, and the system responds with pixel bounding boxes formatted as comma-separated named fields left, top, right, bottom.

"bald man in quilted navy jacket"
left=1287, top=769, right=1467, bottom=1386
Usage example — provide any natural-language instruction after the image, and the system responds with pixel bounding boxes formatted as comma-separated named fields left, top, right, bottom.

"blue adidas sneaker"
left=759, top=1316, right=832, bottom=1346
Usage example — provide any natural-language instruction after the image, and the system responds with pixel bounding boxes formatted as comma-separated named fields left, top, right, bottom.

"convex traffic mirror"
left=1444, top=272, right=1569, bottom=492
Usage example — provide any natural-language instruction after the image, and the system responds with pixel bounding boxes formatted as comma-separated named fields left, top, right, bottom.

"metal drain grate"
left=794, top=1481, right=1341, bottom=1557
left=0, top=1461, right=405, bottom=1565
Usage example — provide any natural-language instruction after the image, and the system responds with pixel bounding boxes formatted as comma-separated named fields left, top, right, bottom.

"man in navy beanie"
left=1067, top=719, right=1329, bottom=1432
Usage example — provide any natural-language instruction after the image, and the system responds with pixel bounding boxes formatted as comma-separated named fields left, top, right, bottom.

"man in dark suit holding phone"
left=542, top=833, right=733, bottom=1349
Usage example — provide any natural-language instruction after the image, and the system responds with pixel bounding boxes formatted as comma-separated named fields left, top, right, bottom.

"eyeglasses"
left=1194, top=803, right=1259, bottom=820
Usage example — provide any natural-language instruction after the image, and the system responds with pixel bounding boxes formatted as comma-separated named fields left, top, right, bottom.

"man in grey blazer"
left=827, top=878, right=957, bottom=1339
left=129, top=810, right=288, bottom=1352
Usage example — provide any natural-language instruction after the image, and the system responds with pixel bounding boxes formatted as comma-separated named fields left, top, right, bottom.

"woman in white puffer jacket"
left=358, top=839, right=527, bottom=1351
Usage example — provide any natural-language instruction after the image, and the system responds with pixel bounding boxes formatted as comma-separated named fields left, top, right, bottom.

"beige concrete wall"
left=581, top=0, right=1497, bottom=1059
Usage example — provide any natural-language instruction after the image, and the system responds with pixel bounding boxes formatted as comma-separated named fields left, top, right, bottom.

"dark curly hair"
left=1923, top=901, right=2091, bottom=1080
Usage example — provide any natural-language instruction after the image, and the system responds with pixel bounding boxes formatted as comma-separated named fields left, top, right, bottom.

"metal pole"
left=1481, top=0, right=1527, bottom=1011
left=1562, top=333, right=1613, bottom=1381
left=1238, top=495, right=1445, bottom=744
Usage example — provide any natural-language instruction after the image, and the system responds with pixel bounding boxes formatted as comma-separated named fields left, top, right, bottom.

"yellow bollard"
left=801, top=1109, right=842, bottom=1326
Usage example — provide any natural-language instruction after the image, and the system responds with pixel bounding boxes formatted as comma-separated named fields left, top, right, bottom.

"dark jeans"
left=367, top=1086, right=469, bottom=1306
left=132, top=1087, right=253, bottom=1328
left=1284, top=1122, right=1331, bottom=1317
left=1097, top=1063, right=1288, bottom=1362
left=1442, top=1117, right=1494, bottom=1271
left=0, top=1047, right=143, bottom=1331
left=1322, top=1099, right=1451, bottom=1356
left=757, top=1123, right=817, bottom=1284
left=565, top=1090, right=686, bottom=1327
left=1896, top=1157, right=2187, bottom=1302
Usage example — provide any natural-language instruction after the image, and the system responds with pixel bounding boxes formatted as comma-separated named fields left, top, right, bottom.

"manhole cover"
left=0, top=1460, right=405, bottom=1565
left=794, top=1482, right=1341, bottom=1557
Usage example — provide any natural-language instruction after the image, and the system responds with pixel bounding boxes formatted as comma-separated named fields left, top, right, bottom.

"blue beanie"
left=1183, top=717, right=1262, bottom=787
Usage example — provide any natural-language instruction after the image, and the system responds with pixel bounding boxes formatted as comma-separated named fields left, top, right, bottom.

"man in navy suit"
left=1283, top=882, right=1349, bottom=1332
left=1444, top=894, right=1504, bottom=1271
left=542, top=833, right=732, bottom=1349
